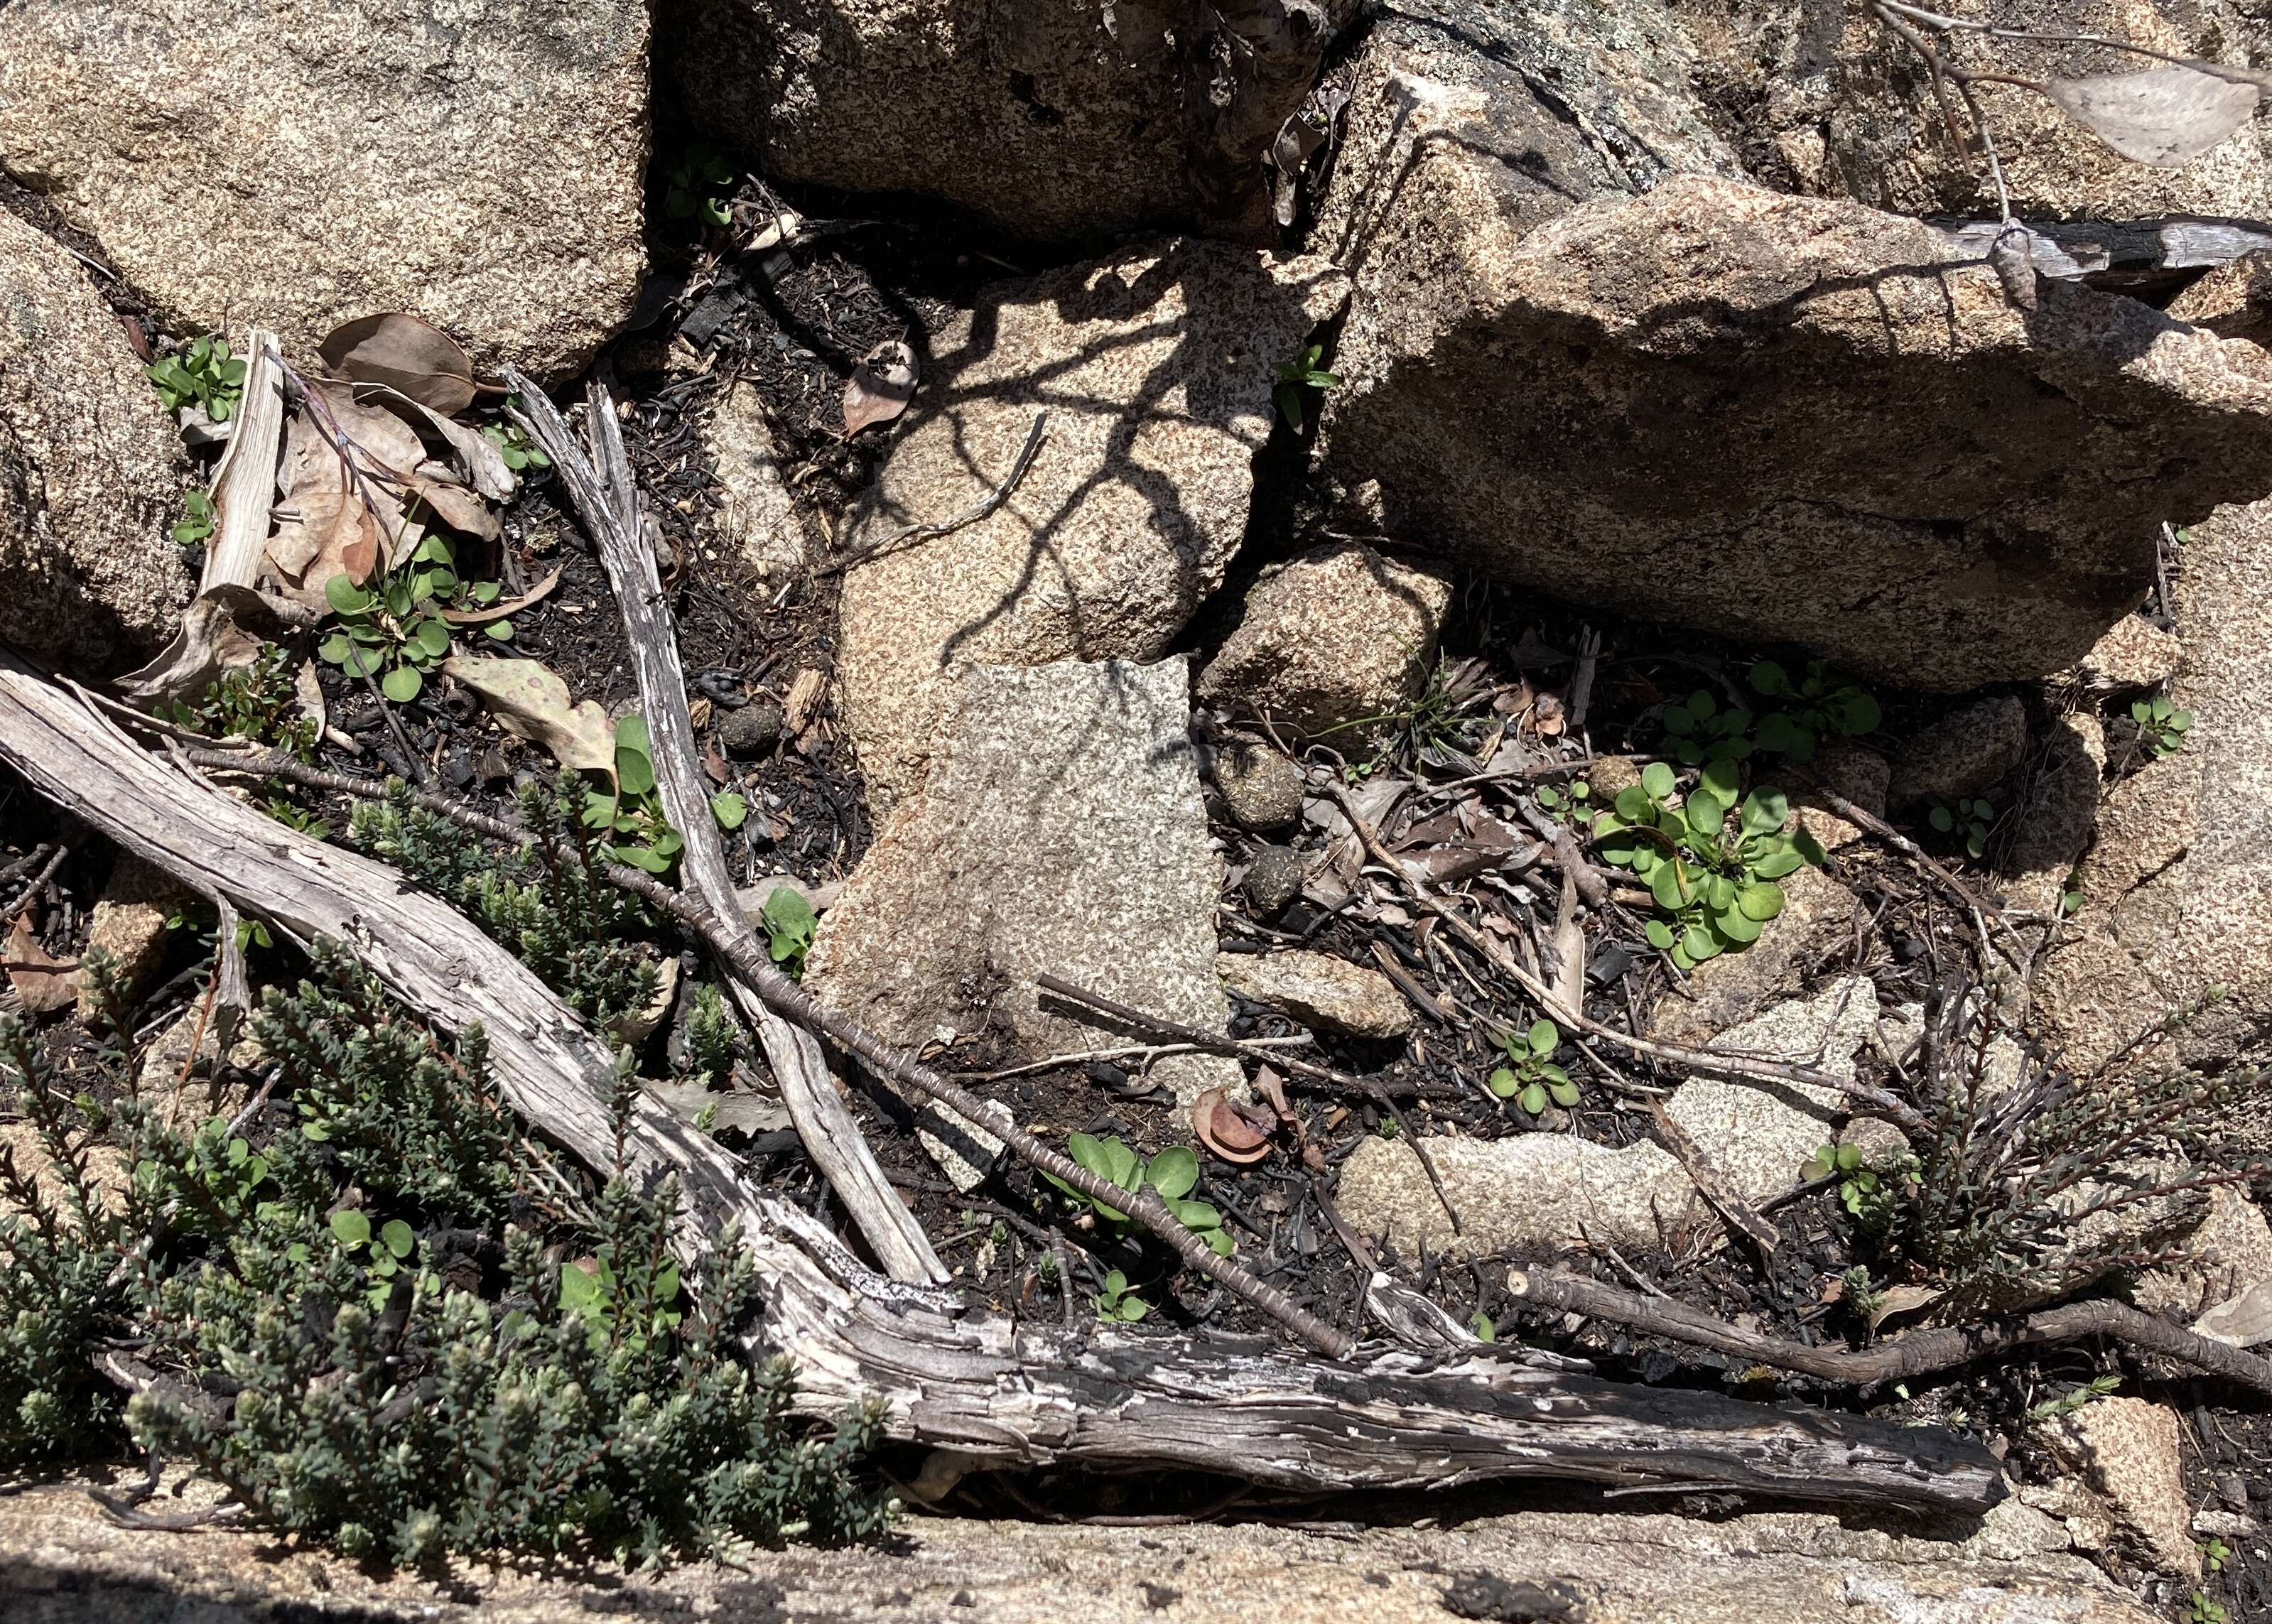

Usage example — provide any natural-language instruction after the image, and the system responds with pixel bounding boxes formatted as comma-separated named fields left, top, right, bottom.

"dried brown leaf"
left=2045, top=67, right=2260, bottom=167
left=438, top=565, right=561, bottom=626
left=317, top=313, right=480, bottom=414
left=114, top=585, right=303, bottom=710
left=841, top=340, right=916, bottom=435
left=6, top=914, right=77, bottom=1013
left=350, top=381, right=516, bottom=502
left=1192, top=1087, right=1274, bottom=1164
left=441, top=656, right=617, bottom=775
left=2195, top=1280, right=2272, bottom=1348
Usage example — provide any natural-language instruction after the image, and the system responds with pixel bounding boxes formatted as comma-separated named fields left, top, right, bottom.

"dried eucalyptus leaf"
left=442, top=656, right=617, bottom=775
left=2045, top=68, right=2261, bottom=168
left=841, top=340, right=916, bottom=435
left=114, top=585, right=300, bottom=708
left=2193, top=1279, right=2272, bottom=1348
left=317, top=313, right=481, bottom=413
left=350, top=381, right=518, bottom=502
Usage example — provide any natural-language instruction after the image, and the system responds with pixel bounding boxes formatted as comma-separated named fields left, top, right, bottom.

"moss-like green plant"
left=1271, top=342, right=1340, bottom=432
left=1093, top=1268, right=1149, bottom=1323
left=664, top=146, right=736, bottom=227
left=1592, top=759, right=1822, bottom=970
left=2132, top=692, right=2194, bottom=757
left=1, top=946, right=892, bottom=1565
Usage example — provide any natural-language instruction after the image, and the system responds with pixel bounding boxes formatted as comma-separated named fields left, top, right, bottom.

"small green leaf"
left=381, top=1219, right=416, bottom=1259
left=1119, top=1296, right=1149, bottom=1321
left=1640, top=761, right=1677, bottom=801
left=1645, top=919, right=1676, bottom=951
left=381, top=665, right=423, bottom=703
left=710, top=791, right=748, bottom=830
left=1547, top=1076, right=1580, bottom=1108
left=1679, top=924, right=1720, bottom=963
left=325, top=573, right=372, bottom=615
left=1517, top=1081, right=1548, bottom=1115
left=413, top=618, right=452, bottom=659
left=330, top=1209, right=372, bottom=1248
left=1527, top=1019, right=1559, bottom=1059
left=485, top=619, right=514, bottom=640
left=1488, top=1066, right=1519, bottom=1098
left=1736, top=882, right=1785, bottom=921
left=1147, top=1146, right=1200, bottom=1200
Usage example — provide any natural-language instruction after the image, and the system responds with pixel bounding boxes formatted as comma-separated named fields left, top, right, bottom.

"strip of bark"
left=0, top=649, right=2004, bottom=1511
left=507, top=373, right=946, bottom=1287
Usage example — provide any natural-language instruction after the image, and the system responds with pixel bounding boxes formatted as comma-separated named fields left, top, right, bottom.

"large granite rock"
left=1195, top=542, right=1453, bottom=737
left=835, top=239, right=1345, bottom=811
left=0, top=1476, right=2162, bottom=1623
left=659, top=1, right=1354, bottom=243
left=1674, top=0, right=2272, bottom=224
left=0, top=209, right=189, bottom=670
left=1323, top=166, right=2272, bottom=691
left=0, top=0, right=648, bottom=380
left=2037, top=497, right=2272, bottom=1069
left=808, top=658, right=1240, bottom=1106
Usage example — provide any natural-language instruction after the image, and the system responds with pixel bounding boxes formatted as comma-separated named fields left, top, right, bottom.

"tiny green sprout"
left=1377, top=1115, right=1401, bottom=1139
left=1471, top=1311, right=1496, bottom=1343
left=2205, top=1537, right=2231, bottom=1575
left=2025, top=1373, right=2121, bottom=1423
left=173, top=489, right=215, bottom=547
left=1804, top=1143, right=1898, bottom=1226
left=1838, top=1264, right=1885, bottom=1320
left=664, top=145, right=737, bottom=227
left=317, top=538, right=507, bottom=704
left=1534, top=780, right=1591, bottom=820
left=1094, top=1268, right=1149, bottom=1323
left=1593, top=757, right=1821, bottom=970
left=710, top=791, right=748, bottom=831
left=330, top=1209, right=419, bottom=1311
left=2187, top=1592, right=2229, bottom=1624
left=2132, top=692, right=2194, bottom=757
left=481, top=401, right=552, bottom=472
left=1925, top=796, right=1994, bottom=860
left=1488, top=1018, right=1577, bottom=1116
left=1044, top=1135, right=1233, bottom=1257
left=1271, top=342, right=1341, bottom=432
left=147, top=332, right=247, bottom=422
left=757, top=884, right=816, bottom=979
left=1658, top=688, right=1756, bottom=767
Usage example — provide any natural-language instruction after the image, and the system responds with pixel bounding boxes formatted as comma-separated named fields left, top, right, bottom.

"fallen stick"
left=0, top=649, right=2003, bottom=1510
left=1508, top=1265, right=2272, bottom=1399
left=509, top=373, right=946, bottom=1287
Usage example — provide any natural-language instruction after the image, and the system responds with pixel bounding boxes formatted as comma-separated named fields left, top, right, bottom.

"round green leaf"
left=1614, top=785, right=1655, bottom=823
left=413, top=619, right=452, bottom=659
left=1527, top=1019, right=1559, bottom=1059
left=1750, top=848, right=1804, bottom=879
left=324, top=573, right=372, bottom=615
left=485, top=619, right=515, bottom=640
left=1650, top=861, right=1689, bottom=911
left=1068, top=1133, right=1111, bottom=1179
left=1662, top=708, right=1696, bottom=739
left=1714, top=906, right=1763, bottom=944
left=1147, top=1146, right=1200, bottom=1200
left=1120, top=1297, right=1149, bottom=1321
left=1103, top=1137, right=1141, bottom=1191
left=1749, top=661, right=1788, bottom=695
left=380, top=665, right=423, bottom=703
left=1547, top=1077, right=1580, bottom=1108
left=318, top=632, right=355, bottom=664
left=1741, top=789, right=1788, bottom=833
left=1488, top=1066, right=1519, bottom=1098
left=381, top=1218, right=416, bottom=1259
left=330, top=1209, right=372, bottom=1248
left=1835, top=693, right=1881, bottom=735
left=1737, top=882, right=1786, bottom=921
left=1518, top=1081, right=1548, bottom=1115
left=1640, top=761, right=1677, bottom=801
left=1644, top=919, right=1675, bottom=951
left=1679, top=924, right=1721, bottom=963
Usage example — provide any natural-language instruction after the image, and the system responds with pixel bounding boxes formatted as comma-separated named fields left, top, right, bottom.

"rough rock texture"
left=1211, top=735, right=1305, bottom=830
left=0, top=0, right=647, bottom=380
left=1218, top=948, right=1413, bottom=1039
left=808, top=659, right=1240, bottom=1105
left=2001, top=710, right=2106, bottom=914
left=1321, top=148, right=2272, bottom=688
left=2133, top=1186, right=2272, bottom=1319
left=1354, top=978, right=1888, bottom=1257
left=0, top=209, right=189, bottom=669
left=2167, top=250, right=2272, bottom=344
left=2067, top=615, right=2185, bottom=693
left=1243, top=844, right=1307, bottom=916
left=2043, top=1399, right=2200, bottom=1580
left=835, top=240, right=1346, bottom=810
left=2037, top=498, right=2272, bottom=1069
left=1647, top=864, right=1859, bottom=1048
left=1889, top=696, right=2030, bottom=806
left=1338, top=1129, right=1700, bottom=1259
left=0, top=1479, right=2162, bottom=1623
left=700, top=379, right=808, bottom=586
left=1794, top=736, right=1890, bottom=853
left=1674, top=0, right=2272, bottom=224
left=1196, top=543, right=1454, bottom=737
left=660, top=1, right=1353, bottom=244
left=72, top=857, right=181, bottom=1021
left=1661, top=978, right=1882, bottom=1203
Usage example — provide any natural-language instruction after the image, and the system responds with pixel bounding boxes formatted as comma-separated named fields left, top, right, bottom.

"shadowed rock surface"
left=0, top=210, right=189, bottom=670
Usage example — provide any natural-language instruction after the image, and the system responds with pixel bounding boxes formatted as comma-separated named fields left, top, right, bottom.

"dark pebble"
left=720, top=698, right=786, bottom=759
left=1245, top=845, right=1305, bottom=918
left=442, top=751, right=474, bottom=789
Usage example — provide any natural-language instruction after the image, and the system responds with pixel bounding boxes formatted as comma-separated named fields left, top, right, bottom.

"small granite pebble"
left=1243, top=845, right=1306, bottom=918
left=1213, top=736, right=1304, bottom=830
left=718, top=698, right=785, bottom=759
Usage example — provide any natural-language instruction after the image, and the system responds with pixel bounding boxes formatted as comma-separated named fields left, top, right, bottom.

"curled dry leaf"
left=841, top=340, right=917, bottom=436
left=2045, top=67, right=2261, bottom=167
left=350, top=381, right=517, bottom=502
left=1193, top=1086, right=1275, bottom=1164
left=440, top=656, right=617, bottom=776
left=114, top=585, right=306, bottom=710
left=317, top=313, right=482, bottom=414
left=6, top=912, right=77, bottom=1014
left=1866, top=1283, right=1945, bottom=1334
left=438, top=565, right=561, bottom=626
left=2194, top=1280, right=2272, bottom=1348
